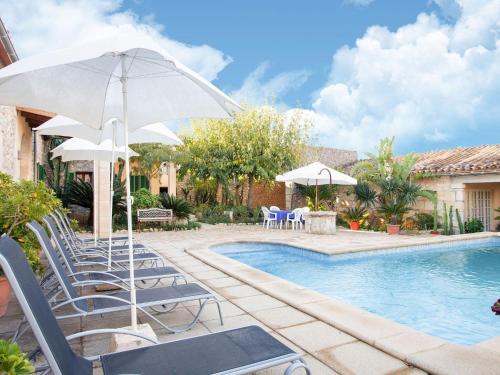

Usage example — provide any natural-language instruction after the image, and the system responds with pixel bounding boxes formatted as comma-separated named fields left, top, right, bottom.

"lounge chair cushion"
left=85, top=252, right=159, bottom=263
left=101, top=326, right=296, bottom=375
left=93, top=283, right=211, bottom=310
left=87, top=266, right=181, bottom=282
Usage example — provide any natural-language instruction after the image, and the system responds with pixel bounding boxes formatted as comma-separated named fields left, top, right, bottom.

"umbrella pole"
left=107, top=121, right=116, bottom=270
left=93, top=160, right=98, bottom=246
left=121, top=55, right=138, bottom=330
left=315, top=179, right=319, bottom=211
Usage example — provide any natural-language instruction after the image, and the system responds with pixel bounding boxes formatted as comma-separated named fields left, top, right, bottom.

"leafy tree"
left=179, top=106, right=312, bottom=207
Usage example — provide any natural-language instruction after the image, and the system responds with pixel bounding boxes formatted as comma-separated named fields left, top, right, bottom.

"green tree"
left=179, top=106, right=312, bottom=207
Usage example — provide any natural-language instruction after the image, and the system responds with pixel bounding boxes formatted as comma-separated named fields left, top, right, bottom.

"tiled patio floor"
left=1, top=224, right=498, bottom=374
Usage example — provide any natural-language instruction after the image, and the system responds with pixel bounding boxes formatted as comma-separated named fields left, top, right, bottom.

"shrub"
left=133, top=188, right=160, bottom=210
left=414, top=212, right=434, bottom=230
left=0, top=173, right=61, bottom=275
left=65, top=178, right=127, bottom=228
left=456, top=209, right=464, bottom=234
left=0, top=339, right=35, bottom=374
left=464, top=218, right=484, bottom=233
left=160, top=193, right=192, bottom=219
left=65, top=179, right=94, bottom=226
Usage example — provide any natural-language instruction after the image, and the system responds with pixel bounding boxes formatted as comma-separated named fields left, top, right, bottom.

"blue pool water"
left=213, top=239, right=500, bottom=345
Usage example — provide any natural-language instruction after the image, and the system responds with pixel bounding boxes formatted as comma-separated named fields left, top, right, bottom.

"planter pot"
left=430, top=230, right=440, bottom=235
left=349, top=221, right=360, bottom=230
left=387, top=224, right=400, bottom=235
left=0, top=276, right=12, bottom=317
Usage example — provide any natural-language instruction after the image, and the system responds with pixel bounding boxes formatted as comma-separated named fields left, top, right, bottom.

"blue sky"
left=1, top=0, right=499, bottom=155
left=123, top=0, right=441, bottom=107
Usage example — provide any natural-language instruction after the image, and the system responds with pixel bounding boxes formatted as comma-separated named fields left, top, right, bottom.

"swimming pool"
left=213, top=238, right=500, bottom=345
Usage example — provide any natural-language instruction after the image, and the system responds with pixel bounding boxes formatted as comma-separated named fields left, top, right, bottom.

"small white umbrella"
left=51, top=138, right=138, bottom=162
left=51, top=138, right=138, bottom=245
left=37, top=115, right=182, bottom=146
left=276, top=161, right=357, bottom=210
left=0, top=30, right=240, bottom=330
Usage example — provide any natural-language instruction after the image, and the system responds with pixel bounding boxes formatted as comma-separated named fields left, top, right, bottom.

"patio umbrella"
left=51, top=137, right=138, bottom=162
left=276, top=161, right=357, bottom=210
left=37, top=115, right=182, bottom=146
left=37, top=115, right=182, bottom=268
left=50, top=137, right=138, bottom=246
left=0, top=30, right=240, bottom=330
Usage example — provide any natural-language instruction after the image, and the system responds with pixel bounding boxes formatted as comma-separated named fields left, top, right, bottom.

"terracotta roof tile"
left=411, top=145, right=500, bottom=175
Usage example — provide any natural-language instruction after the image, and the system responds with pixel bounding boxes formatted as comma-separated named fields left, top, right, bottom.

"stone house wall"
left=0, top=105, right=17, bottom=178
left=413, top=174, right=500, bottom=231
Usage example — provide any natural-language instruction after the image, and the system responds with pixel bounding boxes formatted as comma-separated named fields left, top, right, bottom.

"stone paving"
left=1, top=224, right=499, bottom=374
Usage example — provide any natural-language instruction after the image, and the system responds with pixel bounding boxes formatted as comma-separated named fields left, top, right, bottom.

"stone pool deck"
left=1, top=224, right=499, bottom=374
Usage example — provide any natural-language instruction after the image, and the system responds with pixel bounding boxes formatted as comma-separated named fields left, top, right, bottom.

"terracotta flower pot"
left=350, top=221, right=360, bottom=230
left=0, top=276, right=12, bottom=317
left=430, top=230, right=440, bottom=235
left=386, top=224, right=400, bottom=235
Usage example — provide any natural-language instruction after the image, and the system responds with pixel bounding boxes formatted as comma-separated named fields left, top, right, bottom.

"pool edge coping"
left=186, top=234, right=500, bottom=375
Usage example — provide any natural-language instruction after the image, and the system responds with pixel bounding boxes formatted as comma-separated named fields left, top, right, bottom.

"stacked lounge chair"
left=0, top=236, right=310, bottom=374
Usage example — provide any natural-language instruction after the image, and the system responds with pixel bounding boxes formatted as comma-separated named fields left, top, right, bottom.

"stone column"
left=168, top=162, right=176, bottom=196
left=285, top=182, right=293, bottom=210
left=93, top=161, right=111, bottom=238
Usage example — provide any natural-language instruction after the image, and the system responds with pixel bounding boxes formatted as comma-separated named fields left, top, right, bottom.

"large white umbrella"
left=276, top=161, right=357, bottom=210
left=51, top=138, right=138, bottom=245
left=0, top=30, right=240, bottom=330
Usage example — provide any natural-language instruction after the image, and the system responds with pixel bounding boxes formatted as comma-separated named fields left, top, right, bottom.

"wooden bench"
left=137, top=208, right=173, bottom=231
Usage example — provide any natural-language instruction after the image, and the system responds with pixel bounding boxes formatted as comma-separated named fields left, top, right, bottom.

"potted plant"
left=386, top=216, right=401, bottom=235
left=0, top=270, right=10, bottom=317
left=0, top=339, right=35, bottom=374
left=344, top=206, right=366, bottom=230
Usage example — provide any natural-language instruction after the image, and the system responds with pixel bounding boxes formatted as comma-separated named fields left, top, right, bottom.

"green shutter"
left=67, top=172, right=75, bottom=184
left=129, top=175, right=149, bottom=193
left=37, top=164, right=46, bottom=182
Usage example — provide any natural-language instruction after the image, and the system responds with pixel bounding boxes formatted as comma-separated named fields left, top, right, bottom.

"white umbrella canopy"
left=276, top=161, right=357, bottom=186
left=0, top=30, right=241, bottom=129
left=37, top=115, right=183, bottom=146
left=51, top=138, right=138, bottom=162
left=0, top=29, right=241, bottom=330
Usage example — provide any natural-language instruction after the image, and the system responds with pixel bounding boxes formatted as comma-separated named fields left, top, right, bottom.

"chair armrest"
left=66, top=328, right=159, bottom=344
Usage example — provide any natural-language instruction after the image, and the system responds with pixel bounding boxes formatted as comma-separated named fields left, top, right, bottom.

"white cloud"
left=232, top=62, right=310, bottom=107
left=305, top=0, right=500, bottom=154
left=1, top=0, right=232, bottom=81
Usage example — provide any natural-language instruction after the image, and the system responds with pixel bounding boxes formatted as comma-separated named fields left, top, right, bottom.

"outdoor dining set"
left=261, top=206, right=310, bottom=230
